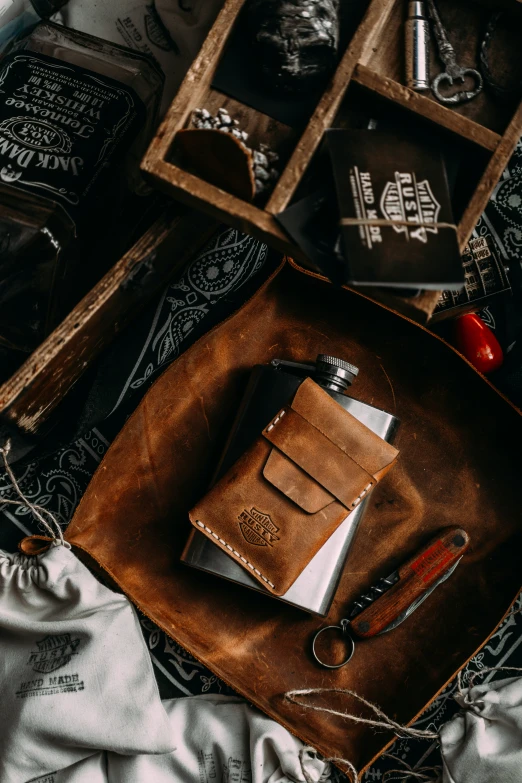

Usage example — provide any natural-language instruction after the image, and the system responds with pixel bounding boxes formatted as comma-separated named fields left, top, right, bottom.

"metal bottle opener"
left=312, top=527, right=470, bottom=669
left=425, top=0, right=483, bottom=105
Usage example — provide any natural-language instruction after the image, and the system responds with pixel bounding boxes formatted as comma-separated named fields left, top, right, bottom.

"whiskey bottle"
left=0, top=21, right=164, bottom=354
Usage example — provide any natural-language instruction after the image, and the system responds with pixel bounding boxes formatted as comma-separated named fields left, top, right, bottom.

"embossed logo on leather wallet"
left=189, top=378, right=399, bottom=596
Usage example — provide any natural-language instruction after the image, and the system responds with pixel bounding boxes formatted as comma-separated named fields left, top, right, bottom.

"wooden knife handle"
left=350, top=527, right=470, bottom=639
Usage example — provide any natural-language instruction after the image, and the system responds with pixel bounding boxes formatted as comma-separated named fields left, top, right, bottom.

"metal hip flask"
left=181, top=355, right=400, bottom=616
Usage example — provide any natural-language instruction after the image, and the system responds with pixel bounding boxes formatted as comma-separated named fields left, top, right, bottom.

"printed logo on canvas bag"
left=197, top=750, right=251, bottom=783
left=16, top=634, right=85, bottom=698
left=238, top=508, right=280, bottom=546
left=29, top=633, right=80, bottom=673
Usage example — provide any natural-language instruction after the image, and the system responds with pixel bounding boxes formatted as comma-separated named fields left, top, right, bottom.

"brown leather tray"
left=66, top=259, right=522, bottom=775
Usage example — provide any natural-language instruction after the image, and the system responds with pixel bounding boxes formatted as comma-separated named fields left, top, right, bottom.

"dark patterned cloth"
left=474, top=139, right=522, bottom=411
left=1, top=141, right=522, bottom=780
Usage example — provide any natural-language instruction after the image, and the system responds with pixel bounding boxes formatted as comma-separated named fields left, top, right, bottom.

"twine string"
left=299, top=745, right=359, bottom=783
left=298, top=746, right=355, bottom=783
left=339, top=218, right=457, bottom=231
left=285, top=688, right=439, bottom=741
left=456, top=665, right=522, bottom=711
left=0, top=440, right=66, bottom=546
left=381, top=753, right=442, bottom=783
left=323, top=756, right=359, bottom=783
left=285, top=687, right=440, bottom=782
left=286, top=659, right=522, bottom=782
left=382, top=767, right=441, bottom=783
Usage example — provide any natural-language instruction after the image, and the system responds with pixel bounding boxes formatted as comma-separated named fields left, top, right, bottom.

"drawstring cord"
left=286, top=688, right=439, bottom=783
left=456, top=665, right=522, bottom=715
left=0, top=440, right=69, bottom=548
left=286, top=628, right=522, bottom=783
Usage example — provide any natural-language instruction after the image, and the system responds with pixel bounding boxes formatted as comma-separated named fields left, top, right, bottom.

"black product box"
left=431, top=235, right=511, bottom=321
left=326, top=129, right=464, bottom=290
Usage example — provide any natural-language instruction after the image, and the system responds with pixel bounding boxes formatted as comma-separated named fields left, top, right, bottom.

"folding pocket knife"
left=312, top=526, right=470, bottom=668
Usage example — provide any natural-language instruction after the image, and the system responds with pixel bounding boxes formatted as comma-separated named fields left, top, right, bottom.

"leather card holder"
left=189, top=377, right=399, bottom=595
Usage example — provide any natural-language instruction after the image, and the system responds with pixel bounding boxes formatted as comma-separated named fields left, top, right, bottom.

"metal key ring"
left=311, top=619, right=355, bottom=669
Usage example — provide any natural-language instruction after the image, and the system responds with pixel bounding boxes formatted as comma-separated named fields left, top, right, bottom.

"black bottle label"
left=0, top=51, right=145, bottom=224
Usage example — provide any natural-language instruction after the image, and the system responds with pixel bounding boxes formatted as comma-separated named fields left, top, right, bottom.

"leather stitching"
left=352, top=482, right=374, bottom=507
left=266, top=409, right=286, bottom=432
left=195, top=520, right=276, bottom=589
left=195, top=412, right=375, bottom=591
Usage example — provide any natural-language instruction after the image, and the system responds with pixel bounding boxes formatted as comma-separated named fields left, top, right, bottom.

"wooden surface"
left=363, top=0, right=521, bottom=134
left=142, top=0, right=245, bottom=169
left=7, top=0, right=519, bottom=454
left=0, top=206, right=218, bottom=447
left=265, top=0, right=396, bottom=215
left=353, top=65, right=501, bottom=152
left=144, top=160, right=295, bottom=255
left=142, top=0, right=522, bottom=320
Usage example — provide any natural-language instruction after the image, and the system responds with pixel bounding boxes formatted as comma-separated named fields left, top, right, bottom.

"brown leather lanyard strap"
left=263, top=407, right=374, bottom=509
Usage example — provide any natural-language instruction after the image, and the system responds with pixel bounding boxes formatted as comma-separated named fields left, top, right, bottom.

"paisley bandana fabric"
left=479, top=138, right=522, bottom=265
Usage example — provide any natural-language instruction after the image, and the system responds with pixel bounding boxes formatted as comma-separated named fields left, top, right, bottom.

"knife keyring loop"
left=311, top=618, right=355, bottom=669
left=311, top=527, right=471, bottom=670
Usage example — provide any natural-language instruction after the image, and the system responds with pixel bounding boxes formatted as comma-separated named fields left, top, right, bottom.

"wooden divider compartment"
left=0, top=206, right=218, bottom=457
left=359, top=0, right=522, bottom=135
left=142, top=0, right=522, bottom=318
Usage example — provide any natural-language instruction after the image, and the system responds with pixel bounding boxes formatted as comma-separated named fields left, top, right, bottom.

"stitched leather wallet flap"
left=189, top=378, right=399, bottom=595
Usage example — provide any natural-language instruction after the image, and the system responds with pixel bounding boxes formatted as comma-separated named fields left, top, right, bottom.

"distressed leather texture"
left=66, top=260, right=522, bottom=775
left=189, top=378, right=398, bottom=594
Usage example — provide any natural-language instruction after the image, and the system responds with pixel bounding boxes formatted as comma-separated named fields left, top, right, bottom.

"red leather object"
left=455, top=314, right=504, bottom=374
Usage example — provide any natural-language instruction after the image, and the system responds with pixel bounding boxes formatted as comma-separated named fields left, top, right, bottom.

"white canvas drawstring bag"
left=28, top=753, right=108, bottom=783
left=440, top=674, right=522, bottom=783
left=109, top=695, right=332, bottom=783
left=0, top=445, right=174, bottom=783
left=0, top=543, right=175, bottom=783
left=29, top=675, right=522, bottom=783
left=28, top=695, right=332, bottom=783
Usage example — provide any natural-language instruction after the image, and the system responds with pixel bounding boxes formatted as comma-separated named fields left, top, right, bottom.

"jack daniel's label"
left=327, top=130, right=464, bottom=290
left=0, top=51, right=145, bottom=223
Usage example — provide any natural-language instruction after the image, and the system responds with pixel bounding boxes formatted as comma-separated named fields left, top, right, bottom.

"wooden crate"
left=141, top=0, right=522, bottom=319
left=0, top=206, right=218, bottom=460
